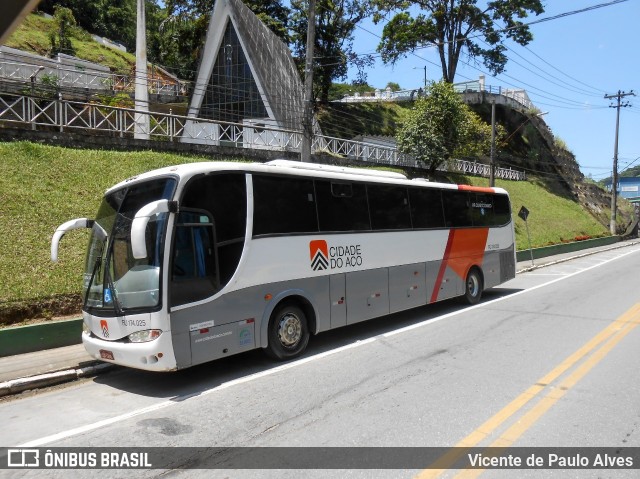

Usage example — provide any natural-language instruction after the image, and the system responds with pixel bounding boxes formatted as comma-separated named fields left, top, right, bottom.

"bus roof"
left=106, top=160, right=509, bottom=196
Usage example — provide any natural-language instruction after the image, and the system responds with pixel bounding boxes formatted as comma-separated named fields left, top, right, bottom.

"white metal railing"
left=0, top=60, right=186, bottom=96
left=0, top=92, right=526, bottom=180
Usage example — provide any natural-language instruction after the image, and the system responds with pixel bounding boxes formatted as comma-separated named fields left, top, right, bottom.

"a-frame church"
left=183, top=0, right=310, bottom=145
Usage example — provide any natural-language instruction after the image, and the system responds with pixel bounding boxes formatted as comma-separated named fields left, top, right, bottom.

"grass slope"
left=0, top=142, right=241, bottom=309
left=0, top=141, right=607, bottom=317
left=5, top=13, right=136, bottom=74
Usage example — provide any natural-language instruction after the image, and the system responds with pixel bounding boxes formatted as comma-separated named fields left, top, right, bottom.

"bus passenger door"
left=330, top=274, right=346, bottom=328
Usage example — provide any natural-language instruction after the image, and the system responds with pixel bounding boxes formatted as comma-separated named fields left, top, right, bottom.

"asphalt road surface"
left=2, top=244, right=640, bottom=478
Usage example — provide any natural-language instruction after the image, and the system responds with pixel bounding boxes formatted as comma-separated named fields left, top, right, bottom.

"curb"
left=0, top=362, right=116, bottom=398
left=516, top=239, right=640, bottom=273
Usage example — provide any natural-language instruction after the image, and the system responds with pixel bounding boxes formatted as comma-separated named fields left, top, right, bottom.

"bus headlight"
left=82, top=322, right=90, bottom=335
left=128, top=329, right=162, bottom=343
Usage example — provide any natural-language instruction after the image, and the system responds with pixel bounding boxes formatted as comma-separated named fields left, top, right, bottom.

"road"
left=2, top=244, right=640, bottom=478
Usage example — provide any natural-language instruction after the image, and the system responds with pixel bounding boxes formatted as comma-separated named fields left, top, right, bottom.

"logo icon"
left=8, top=449, right=39, bottom=467
left=309, top=240, right=329, bottom=271
left=100, top=319, right=109, bottom=338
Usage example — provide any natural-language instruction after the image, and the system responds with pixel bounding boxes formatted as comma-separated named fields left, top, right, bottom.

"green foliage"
left=553, top=136, right=572, bottom=154
left=456, top=111, right=506, bottom=159
left=290, top=0, right=373, bottom=103
left=40, top=0, right=136, bottom=53
left=397, top=81, right=495, bottom=173
left=372, top=0, right=544, bottom=82
left=93, top=92, right=134, bottom=108
left=39, top=73, right=60, bottom=89
left=317, top=101, right=413, bottom=138
left=49, top=5, right=77, bottom=57
left=386, top=82, right=401, bottom=91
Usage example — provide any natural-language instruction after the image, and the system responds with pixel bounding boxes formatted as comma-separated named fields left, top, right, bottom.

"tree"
left=397, top=81, right=499, bottom=173
left=290, top=0, right=373, bottom=104
left=372, top=0, right=544, bottom=83
left=40, top=0, right=137, bottom=55
left=386, top=81, right=401, bottom=91
left=49, top=5, right=77, bottom=56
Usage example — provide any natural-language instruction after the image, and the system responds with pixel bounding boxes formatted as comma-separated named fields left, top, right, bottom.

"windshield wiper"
left=104, top=263, right=125, bottom=317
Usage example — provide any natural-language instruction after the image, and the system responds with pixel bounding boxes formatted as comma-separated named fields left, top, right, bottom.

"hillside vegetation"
left=5, top=13, right=135, bottom=74
left=0, top=141, right=608, bottom=324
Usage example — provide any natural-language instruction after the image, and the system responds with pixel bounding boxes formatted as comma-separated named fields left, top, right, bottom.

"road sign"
left=518, top=205, right=534, bottom=266
left=518, top=206, right=529, bottom=221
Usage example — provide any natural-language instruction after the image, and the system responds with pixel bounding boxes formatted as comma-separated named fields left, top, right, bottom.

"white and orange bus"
left=51, top=160, right=516, bottom=371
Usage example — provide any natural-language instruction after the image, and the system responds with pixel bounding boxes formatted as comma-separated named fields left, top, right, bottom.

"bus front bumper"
left=82, top=330, right=178, bottom=372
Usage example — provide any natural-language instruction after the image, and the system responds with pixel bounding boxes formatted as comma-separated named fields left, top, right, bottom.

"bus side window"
left=367, top=184, right=412, bottom=230
left=442, top=191, right=473, bottom=227
left=409, top=188, right=445, bottom=229
left=316, top=180, right=370, bottom=232
left=252, top=175, right=318, bottom=236
left=492, top=194, right=512, bottom=226
left=470, top=193, right=494, bottom=227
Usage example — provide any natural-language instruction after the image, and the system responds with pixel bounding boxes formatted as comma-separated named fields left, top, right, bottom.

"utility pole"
left=300, top=0, right=316, bottom=163
left=489, top=100, right=496, bottom=187
left=134, top=0, right=149, bottom=140
left=604, top=90, right=634, bottom=235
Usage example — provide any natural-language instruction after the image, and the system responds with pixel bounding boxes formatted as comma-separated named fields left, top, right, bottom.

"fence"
left=0, top=92, right=526, bottom=181
left=0, top=60, right=186, bottom=96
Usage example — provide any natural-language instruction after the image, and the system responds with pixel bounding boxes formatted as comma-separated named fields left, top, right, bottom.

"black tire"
left=265, top=303, right=310, bottom=360
left=463, top=268, right=483, bottom=305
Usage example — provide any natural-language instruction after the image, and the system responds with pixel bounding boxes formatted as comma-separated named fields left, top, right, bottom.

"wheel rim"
left=467, top=274, right=480, bottom=297
left=277, top=312, right=302, bottom=347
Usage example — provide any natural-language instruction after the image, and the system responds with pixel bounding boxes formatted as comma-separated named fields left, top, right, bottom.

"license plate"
left=99, top=349, right=114, bottom=360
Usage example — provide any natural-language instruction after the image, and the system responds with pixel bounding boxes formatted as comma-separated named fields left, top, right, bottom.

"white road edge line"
left=19, top=246, right=640, bottom=448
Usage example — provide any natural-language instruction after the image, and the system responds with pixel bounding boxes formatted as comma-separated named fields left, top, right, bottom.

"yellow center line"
left=455, top=315, right=640, bottom=479
left=416, top=303, right=640, bottom=479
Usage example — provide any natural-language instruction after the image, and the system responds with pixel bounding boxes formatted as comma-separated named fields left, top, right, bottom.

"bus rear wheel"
left=464, top=268, right=483, bottom=305
left=266, top=303, right=310, bottom=360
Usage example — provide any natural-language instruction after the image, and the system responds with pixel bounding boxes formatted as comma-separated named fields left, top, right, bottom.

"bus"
left=51, top=160, right=516, bottom=371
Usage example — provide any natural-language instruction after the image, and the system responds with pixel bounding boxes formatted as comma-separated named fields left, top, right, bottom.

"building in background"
left=183, top=0, right=319, bottom=147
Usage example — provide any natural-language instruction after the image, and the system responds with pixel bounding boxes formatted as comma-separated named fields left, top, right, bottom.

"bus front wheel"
left=265, top=303, right=310, bottom=360
left=464, top=268, right=483, bottom=305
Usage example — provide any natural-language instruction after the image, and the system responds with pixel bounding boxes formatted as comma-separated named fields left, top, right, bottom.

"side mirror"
left=131, top=200, right=178, bottom=259
left=51, top=218, right=94, bottom=262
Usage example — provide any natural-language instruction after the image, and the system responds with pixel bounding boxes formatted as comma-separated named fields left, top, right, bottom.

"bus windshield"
left=83, top=178, right=176, bottom=315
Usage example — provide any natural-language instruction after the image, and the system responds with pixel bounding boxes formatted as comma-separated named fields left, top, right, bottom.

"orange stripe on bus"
left=457, top=184, right=495, bottom=193
left=430, top=228, right=489, bottom=303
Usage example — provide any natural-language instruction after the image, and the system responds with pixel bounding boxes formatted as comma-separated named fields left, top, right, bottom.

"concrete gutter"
left=0, top=362, right=114, bottom=398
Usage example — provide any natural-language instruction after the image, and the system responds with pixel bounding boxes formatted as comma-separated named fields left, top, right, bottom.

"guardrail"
left=0, top=92, right=526, bottom=180
left=0, top=60, right=185, bottom=96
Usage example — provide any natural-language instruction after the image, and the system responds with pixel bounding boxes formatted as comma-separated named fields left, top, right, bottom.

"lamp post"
left=413, top=66, right=427, bottom=89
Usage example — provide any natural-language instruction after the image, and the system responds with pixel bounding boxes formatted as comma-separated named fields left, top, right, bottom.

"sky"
left=344, top=0, right=640, bottom=181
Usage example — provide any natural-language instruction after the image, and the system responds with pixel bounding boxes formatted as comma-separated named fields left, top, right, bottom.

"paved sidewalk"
left=2, top=239, right=639, bottom=397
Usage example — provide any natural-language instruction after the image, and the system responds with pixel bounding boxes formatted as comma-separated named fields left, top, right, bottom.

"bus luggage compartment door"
left=346, top=268, right=389, bottom=324
left=389, top=263, right=427, bottom=313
